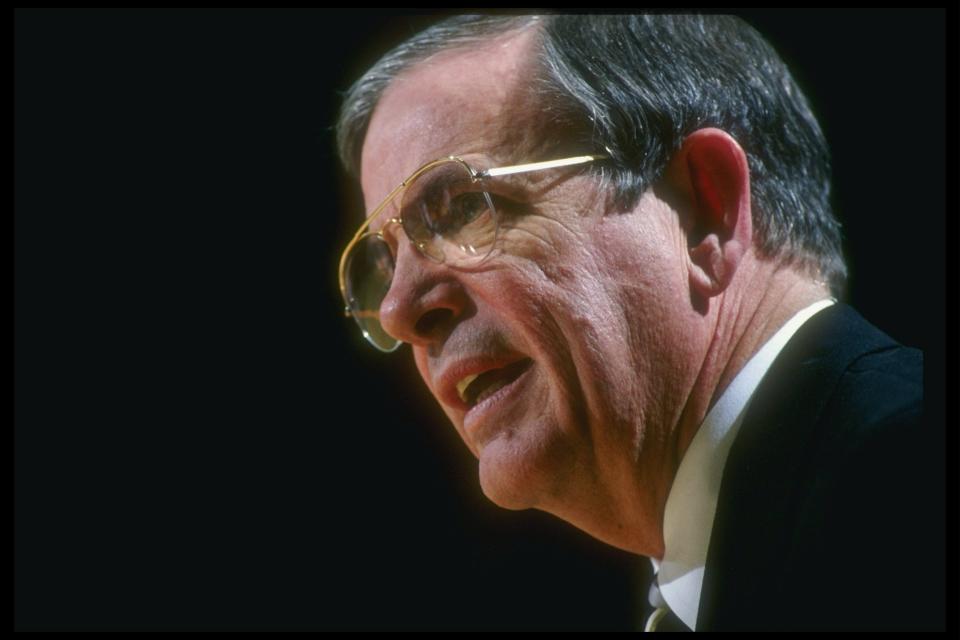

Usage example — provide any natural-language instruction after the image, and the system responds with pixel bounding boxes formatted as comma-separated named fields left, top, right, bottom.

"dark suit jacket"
left=694, top=304, right=943, bottom=631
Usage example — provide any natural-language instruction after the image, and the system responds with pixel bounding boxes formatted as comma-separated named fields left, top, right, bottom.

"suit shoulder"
left=796, top=342, right=940, bottom=630
left=825, top=343, right=922, bottom=434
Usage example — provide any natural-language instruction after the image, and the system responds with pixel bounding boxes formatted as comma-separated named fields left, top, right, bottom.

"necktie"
left=644, top=572, right=692, bottom=632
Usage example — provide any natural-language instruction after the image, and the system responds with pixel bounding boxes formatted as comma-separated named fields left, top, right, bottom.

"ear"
left=667, top=128, right=752, bottom=299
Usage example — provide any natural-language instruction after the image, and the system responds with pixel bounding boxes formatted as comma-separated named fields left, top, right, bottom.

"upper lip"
left=435, top=354, right=530, bottom=413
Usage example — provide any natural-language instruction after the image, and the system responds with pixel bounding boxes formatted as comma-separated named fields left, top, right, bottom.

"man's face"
left=358, top=29, right=701, bottom=528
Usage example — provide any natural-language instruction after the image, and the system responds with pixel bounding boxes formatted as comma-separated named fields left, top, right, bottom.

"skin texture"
left=357, top=25, right=829, bottom=559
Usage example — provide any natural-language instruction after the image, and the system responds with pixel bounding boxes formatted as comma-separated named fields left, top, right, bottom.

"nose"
left=378, top=238, right=470, bottom=348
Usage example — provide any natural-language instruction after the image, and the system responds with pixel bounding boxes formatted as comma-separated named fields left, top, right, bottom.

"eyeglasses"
left=338, top=153, right=606, bottom=352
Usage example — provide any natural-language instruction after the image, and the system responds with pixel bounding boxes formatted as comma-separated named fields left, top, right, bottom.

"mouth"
left=456, top=358, right=533, bottom=409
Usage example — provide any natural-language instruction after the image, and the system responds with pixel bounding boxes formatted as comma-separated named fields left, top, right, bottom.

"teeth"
left=456, top=374, right=480, bottom=403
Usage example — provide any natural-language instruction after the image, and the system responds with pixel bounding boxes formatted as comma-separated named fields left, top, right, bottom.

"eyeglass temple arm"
left=479, top=154, right=606, bottom=178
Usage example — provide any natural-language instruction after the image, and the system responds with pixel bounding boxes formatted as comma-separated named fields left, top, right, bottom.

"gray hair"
left=336, top=14, right=847, bottom=297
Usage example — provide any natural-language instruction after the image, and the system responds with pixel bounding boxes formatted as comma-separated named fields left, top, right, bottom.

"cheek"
left=476, top=255, right=622, bottom=425
left=586, top=213, right=702, bottom=432
left=510, top=215, right=674, bottom=420
left=475, top=261, right=574, bottom=356
left=496, top=201, right=585, bottom=263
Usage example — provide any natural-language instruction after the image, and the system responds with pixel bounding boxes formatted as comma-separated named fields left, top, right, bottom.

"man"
left=334, top=15, right=942, bottom=631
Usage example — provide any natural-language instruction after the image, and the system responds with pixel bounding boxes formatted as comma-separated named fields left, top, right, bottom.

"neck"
left=537, top=259, right=831, bottom=560
left=673, top=260, right=831, bottom=474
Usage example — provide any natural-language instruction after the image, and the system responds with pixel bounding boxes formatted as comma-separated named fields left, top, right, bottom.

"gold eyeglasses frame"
left=338, top=153, right=606, bottom=350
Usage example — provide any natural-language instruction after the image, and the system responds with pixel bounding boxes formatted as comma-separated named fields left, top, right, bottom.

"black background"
left=15, top=9, right=951, bottom=631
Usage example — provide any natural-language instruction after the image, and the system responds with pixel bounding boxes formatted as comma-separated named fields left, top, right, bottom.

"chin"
left=478, top=456, right=534, bottom=511
left=475, top=418, right=574, bottom=512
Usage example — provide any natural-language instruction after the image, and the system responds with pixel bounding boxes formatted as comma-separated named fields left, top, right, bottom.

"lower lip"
left=462, top=361, right=535, bottom=443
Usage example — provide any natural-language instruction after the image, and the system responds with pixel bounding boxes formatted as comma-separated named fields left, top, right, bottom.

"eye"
left=449, top=191, right=489, bottom=224
left=418, top=189, right=492, bottom=234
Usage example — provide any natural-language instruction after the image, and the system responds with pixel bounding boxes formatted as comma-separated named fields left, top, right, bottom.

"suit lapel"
left=695, top=304, right=896, bottom=630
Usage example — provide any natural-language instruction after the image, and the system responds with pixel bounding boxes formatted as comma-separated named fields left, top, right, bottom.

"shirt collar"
left=651, top=298, right=835, bottom=630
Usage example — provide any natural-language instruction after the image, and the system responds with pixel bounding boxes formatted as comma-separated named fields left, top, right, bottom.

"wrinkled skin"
left=357, top=26, right=827, bottom=557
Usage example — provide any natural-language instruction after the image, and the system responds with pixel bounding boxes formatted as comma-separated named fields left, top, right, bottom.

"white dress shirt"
left=647, top=298, right=836, bottom=631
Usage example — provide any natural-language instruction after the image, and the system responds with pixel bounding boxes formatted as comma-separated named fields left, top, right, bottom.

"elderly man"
left=334, top=15, right=941, bottom=631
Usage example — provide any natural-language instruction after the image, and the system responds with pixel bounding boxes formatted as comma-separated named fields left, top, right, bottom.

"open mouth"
left=456, top=359, right=533, bottom=409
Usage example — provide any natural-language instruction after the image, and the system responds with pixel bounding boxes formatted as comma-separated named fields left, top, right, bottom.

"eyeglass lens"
left=344, top=159, right=499, bottom=351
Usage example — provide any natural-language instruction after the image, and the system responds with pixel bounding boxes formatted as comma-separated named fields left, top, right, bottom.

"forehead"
left=359, top=27, right=541, bottom=208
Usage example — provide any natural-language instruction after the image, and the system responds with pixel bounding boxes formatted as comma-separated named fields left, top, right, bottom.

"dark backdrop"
left=15, top=9, right=950, bottom=631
